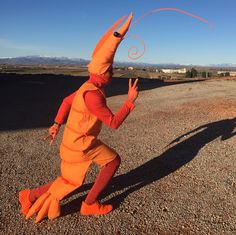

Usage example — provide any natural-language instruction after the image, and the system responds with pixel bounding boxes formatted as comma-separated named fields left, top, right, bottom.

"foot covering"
left=80, top=201, right=113, bottom=215
left=19, top=189, right=32, bottom=216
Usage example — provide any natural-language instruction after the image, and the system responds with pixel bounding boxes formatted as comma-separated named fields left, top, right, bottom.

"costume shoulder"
left=80, top=81, right=100, bottom=92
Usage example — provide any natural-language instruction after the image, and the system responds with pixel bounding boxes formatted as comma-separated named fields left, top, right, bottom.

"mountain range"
left=0, top=56, right=235, bottom=68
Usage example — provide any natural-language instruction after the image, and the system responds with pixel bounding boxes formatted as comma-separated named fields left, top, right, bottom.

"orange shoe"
left=80, top=201, right=113, bottom=215
left=19, top=189, right=32, bottom=216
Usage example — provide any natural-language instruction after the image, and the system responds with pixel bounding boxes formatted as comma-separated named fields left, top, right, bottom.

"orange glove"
left=44, top=123, right=61, bottom=146
left=127, top=78, right=139, bottom=103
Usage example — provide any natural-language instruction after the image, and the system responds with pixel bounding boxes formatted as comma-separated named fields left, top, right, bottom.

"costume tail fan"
left=26, top=177, right=79, bottom=223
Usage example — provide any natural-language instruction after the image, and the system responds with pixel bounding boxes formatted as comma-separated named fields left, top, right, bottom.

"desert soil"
left=0, top=77, right=236, bottom=235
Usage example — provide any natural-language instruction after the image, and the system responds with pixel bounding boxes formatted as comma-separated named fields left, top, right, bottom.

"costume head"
left=88, top=13, right=133, bottom=83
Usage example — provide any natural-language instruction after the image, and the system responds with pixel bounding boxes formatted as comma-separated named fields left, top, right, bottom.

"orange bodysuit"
left=22, top=13, right=136, bottom=223
left=28, top=76, right=135, bottom=204
left=25, top=77, right=135, bottom=223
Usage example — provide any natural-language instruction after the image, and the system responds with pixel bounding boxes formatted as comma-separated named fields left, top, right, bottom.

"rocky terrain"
left=0, top=74, right=235, bottom=234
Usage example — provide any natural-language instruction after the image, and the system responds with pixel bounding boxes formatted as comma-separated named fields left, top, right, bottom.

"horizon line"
left=0, top=55, right=235, bottom=68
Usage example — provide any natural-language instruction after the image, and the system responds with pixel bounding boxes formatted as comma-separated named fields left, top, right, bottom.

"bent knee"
left=114, top=155, right=121, bottom=166
left=107, top=155, right=121, bottom=168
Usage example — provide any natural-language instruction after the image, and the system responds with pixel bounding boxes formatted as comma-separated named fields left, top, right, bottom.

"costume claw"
left=26, top=192, right=60, bottom=223
left=19, top=189, right=32, bottom=216
left=26, top=192, right=49, bottom=219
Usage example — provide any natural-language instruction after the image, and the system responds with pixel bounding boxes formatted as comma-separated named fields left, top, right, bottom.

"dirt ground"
left=0, top=74, right=235, bottom=234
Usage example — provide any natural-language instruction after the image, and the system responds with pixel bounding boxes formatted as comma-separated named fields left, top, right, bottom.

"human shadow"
left=61, top=117, right=235, bottom=216
left=0, top=72, right=204, bottom=131
left=0, top=73, right=86, bottom=131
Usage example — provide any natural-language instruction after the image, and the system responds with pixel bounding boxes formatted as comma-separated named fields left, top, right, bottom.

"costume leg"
left=85, top=155, right=121, bottom=204
left=26, top=160, right=91, bottom=223
left=80, top=155, right=121, bottom=215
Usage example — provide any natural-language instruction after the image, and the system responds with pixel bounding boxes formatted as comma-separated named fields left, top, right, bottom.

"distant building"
left=217, top=71, right=236, bottom=76
left=127, top=66, right=134, bottom=70
left=161, top=68, right=187, bottom=74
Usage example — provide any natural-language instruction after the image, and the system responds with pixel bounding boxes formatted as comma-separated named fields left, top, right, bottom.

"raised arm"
left=85, top=79, right=138, bottom=129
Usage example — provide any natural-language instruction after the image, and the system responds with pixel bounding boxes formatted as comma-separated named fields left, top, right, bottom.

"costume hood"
left=88, top=13, right=133, bottom=75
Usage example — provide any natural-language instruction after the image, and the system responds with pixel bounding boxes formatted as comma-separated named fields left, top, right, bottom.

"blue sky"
left=1, top=0, right=236, bottom=65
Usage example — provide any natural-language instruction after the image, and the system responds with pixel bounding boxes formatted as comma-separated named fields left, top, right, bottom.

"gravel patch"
left=1, top=79, right=236, bottom=234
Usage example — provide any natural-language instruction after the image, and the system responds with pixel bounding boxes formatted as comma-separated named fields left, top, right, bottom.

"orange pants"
left=31, top=141, right=117, bottom=201
left=30, top=155, right=121, bottom=204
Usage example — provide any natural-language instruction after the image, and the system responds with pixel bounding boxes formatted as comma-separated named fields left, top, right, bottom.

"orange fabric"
left=61, top=82, right=103, bottom=155
left=19, top=189, right=32, bottom=216
left=26, top=192, right=61, bottom=223
left=26, top=145, right=117, bottom=223
left=29, top=183, right=52, bottom=202
left=26, top=177, right=78, bottom=223
left=60, top=139, right=117, bottom=164
left=80, top=201, right=113, bottom=215
left=26, top=83, right=117, bottom=223
left=60, top=82, right=117, bottom=164
left=25, top=155, right=119, bottom=207
left=88, top=13, right=133, bottom=75
left=92, top=16, right=126, bottom=58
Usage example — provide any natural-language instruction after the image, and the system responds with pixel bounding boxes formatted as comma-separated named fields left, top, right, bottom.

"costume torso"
left=60, top=82, right=104, bottom=158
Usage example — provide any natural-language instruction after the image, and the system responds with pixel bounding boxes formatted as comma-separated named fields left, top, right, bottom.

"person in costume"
left=19, top=13, right=139, bottom=223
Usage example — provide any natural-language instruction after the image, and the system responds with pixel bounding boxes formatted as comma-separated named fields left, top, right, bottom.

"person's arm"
left=84, top=79, right=138, bottom=129
left=45, top=91, right=77, bottom=146
left=54, top=91, right=77, bottom=125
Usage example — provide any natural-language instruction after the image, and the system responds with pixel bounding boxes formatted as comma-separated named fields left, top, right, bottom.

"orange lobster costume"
left=19, top=13, right=138, bottom=223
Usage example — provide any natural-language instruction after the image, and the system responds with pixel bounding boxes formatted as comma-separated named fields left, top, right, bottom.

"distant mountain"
left=0, top=56, right=187, bottom=68
left=0, top=56, right=235, bottom=68
left=0, top=56, right=89, bottom=66
left=0, top=56, right=175, bottom=68
left=206, top=63, right=236, bottom=68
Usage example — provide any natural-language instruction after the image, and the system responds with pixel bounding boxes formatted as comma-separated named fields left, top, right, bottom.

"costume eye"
left=113, top=32, right=121, bottom=37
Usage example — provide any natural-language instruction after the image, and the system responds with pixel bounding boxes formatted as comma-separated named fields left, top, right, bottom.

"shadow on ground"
left=61, top=118, right=235, bottom=217
left=1, top=73, right=203, bottom=131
